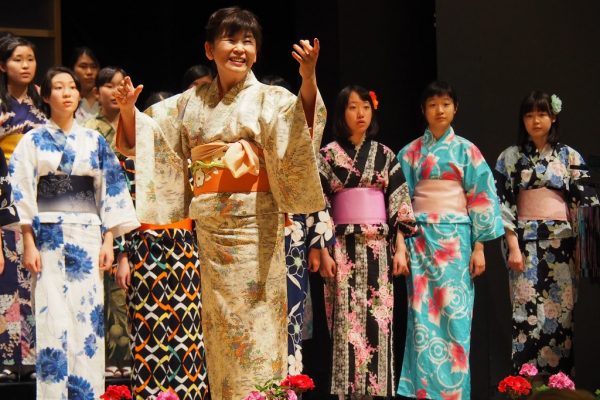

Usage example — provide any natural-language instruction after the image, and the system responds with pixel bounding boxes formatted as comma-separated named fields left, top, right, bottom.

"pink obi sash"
left=332, top=188, right=387, bottom=225
left=412, top=179, right=468, bottom=215
left=517, top=188, right=569, bottom=221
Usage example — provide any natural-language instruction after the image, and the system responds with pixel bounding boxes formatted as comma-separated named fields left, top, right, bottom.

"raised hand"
left=114, top=76, right=143, bottom=112
left=292, top=38, right=320, bottom=81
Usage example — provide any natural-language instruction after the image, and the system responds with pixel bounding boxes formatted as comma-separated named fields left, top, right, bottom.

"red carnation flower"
left=280, top=374, right=315, bottom=392
left=100, top=385, right=132, bottom=400
left=498, top=375, right=531, bottom=398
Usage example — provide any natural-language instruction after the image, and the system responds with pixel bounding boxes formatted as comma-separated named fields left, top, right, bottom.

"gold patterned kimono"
left=121, top=71, right=326, bottom=400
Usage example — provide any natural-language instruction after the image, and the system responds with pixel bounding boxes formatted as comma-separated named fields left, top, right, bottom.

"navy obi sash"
left=37, top=175, right=97, bottom=214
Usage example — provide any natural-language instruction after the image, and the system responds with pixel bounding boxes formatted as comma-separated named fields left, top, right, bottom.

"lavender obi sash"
left=412, top=179, right=468, bottom=215
left=37, top=175, right=97, bottom=214
left=517, top=187, right=569, bottom=221
left=331, top=188, right=387, bottom=225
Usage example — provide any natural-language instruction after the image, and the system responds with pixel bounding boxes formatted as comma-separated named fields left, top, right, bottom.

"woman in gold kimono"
left=115, top=7, right=326, bottom=400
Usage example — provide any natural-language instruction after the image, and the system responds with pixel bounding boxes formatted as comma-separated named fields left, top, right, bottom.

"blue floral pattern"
left=90, top=304, right=104, bottom=338
left=65, top=243, right=93, bottom=281
left=37, top=223, right=64, bottom=251
left=67, top=375, right=95, bottom=400
left=37, top=347, right=68, bottom=383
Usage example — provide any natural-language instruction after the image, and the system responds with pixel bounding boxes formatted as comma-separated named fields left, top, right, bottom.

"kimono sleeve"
left=8, top=135, right=38, bottom=227
left=306, top=150, right=335, bottom=249
left=98, top=136, right=139, bottom=237
left=262, top=87, right=326, bottom=214
left=565, top=147, right=599, bottom=236
left=494, top=149, right=519, bottom=233
left=385, top=150, right=416, bottom=238
left=116, top=94, right=191, bottom=225
left=463, top=143, right=504, bottom=244
left=0, top=148, right=19, bottom=228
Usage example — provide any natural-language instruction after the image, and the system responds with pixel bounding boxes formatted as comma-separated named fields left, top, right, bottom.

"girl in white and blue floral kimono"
left=9, top=67, right=139, bottom=400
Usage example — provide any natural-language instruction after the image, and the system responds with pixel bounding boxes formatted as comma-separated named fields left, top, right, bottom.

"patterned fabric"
left=0, top=96, right=45, bottom=368
left=75, top=99, right=100, bottom=125
left=9, top=119, right=138, bottom=399
left=85, top=115, right=130, bottom=370
left=310, top=139, right=416, bottom=397
left=397, top=127, right=504, bottom=400
left=126, top=71, right=327, bottom=400
left=285, top=213, right=334, bottom=375
left=495, top=141, right=599, bottom=375
left=127, top=227, right=209, bottom=400
left=0, top=96, right=47, bottom=157
left=34, top=223, right=105, bottom=399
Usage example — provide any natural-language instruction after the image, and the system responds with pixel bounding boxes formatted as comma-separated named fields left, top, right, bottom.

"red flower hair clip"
left=369, top=91, right=379, bottom=110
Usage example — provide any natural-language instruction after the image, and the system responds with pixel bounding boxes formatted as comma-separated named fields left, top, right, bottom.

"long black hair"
left=40, top=67, right=81, bottom=118
left=517, top=90, right=560, bottom=147
left=0, top=34, right=43, bottom=113
left=333, top=85, right=379, bottom=142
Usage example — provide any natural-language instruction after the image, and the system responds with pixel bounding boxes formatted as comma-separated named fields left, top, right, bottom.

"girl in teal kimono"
left=396, top=81, right=504, bottom=400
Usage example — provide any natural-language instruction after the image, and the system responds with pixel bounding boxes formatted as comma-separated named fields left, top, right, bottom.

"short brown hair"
left=205, top=7, right=262, bottom=51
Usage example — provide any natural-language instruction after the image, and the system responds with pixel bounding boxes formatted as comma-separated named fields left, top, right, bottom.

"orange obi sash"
left=191, top=140, right=270, bottom=195
left=517, top=187, right=569, bottom=221
left=138, top=218, right=193, bottom=232
left=412, top=179, right=468, bottom=215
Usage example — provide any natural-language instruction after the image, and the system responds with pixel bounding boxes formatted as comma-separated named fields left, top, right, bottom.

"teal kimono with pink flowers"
left=396, top=127, right=503, bottom=400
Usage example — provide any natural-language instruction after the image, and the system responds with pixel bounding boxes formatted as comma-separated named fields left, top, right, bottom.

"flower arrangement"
left=498, top=363, right=577, bottom=399
left=243, top=374, right=315, bottom=400
left=100, top=385, right=180, bottom=400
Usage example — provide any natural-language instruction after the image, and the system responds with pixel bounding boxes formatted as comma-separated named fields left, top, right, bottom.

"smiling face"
left=205, top=30, right=257, bottom=87
left=0, top=45, right=36, bottom=87
left=44, top=72, right=80, bottom=119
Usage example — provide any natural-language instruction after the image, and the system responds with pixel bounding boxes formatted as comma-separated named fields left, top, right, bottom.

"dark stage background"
left=5, top=0, right=599, bottom=398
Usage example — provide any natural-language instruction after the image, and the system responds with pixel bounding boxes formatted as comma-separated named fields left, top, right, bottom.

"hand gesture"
left=114, top=76, right=143, bottom=112
left=292, top=38, right=320, bottom=81
left=0, top=112, right=10, bottom=127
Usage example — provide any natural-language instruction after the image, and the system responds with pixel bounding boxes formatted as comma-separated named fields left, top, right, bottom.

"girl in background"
left=310, top=85, right=416, bottom=399
left=10, top=66, right=138, bottom=400
left=71, top=47, right=100, bottom=124
left=0, top=33, right=46, bottom=379
left=396, top=81, right=503, bottom=400
left=495, top=91, right=599, bottom=376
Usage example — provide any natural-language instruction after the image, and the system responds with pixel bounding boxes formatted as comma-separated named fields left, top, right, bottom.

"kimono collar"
left=423, top=126, right=454, bottom=148
left=46, top=119, right=79, bottom=137
left=523, top=140, right=553, bottom=158
left=206, top=71, right=258, bottom=107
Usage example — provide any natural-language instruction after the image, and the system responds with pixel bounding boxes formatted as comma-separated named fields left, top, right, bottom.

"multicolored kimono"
left=9, top=120, right=139, bottom=399
left=0, top=95, right=46, bottom=369
left=120, top=71, right=326, bottom=400
left=397, top=128, right=504, bottom=400
left=308, top=138, right=416, bottom=397
left=85, top=116, right=130, bottom=373
left=94, top=114, right=210, bottom=400
left=495, top=141, right=599, bottom=375
left=75, top=99, right=100, bottom=125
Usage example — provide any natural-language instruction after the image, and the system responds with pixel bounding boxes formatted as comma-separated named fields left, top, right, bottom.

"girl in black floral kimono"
left=495, top=91, right=599, bottom=376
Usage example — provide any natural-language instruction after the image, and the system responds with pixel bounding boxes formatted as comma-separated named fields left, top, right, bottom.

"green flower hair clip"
left=550, top=94, right=562, bottom=115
